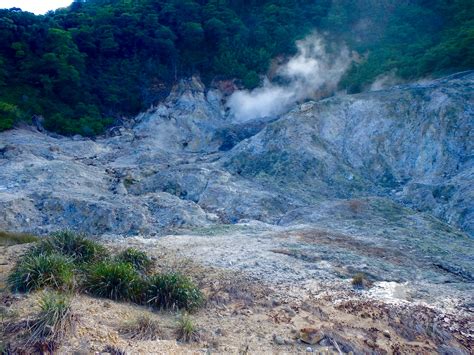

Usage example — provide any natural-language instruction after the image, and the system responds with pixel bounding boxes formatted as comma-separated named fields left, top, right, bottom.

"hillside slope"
left=0, top=0, right=472, bottom=134
left=2, top=72, right=472, bottom=237
left=1, top=71, right=473, bottom=353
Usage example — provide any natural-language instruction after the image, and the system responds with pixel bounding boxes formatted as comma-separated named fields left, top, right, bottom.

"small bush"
left=176, top=313, right=199, bottom=342
left=146, top=273, right=203, bottom=311
left=120, top=314, right=162, bottom=340
left=352, top=273, right=365, bottom=288
left=8, top=253, right=74, bottom=292
left=116, top=248, right=153, bottom=274
left=28, top=292, right=75, bottom=351
left=84, top=261, right=143, bottom=301
left=32, top=231, right=109, bottom=263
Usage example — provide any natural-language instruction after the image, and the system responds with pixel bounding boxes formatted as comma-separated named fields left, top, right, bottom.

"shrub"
left=176, top=313, right=199, bottom=343
left=33, top=231, right=109, bottom=263
left=116, top=248, right=153, bottom=274
left=120, top=314, right=162, bottom=340
left=84, top=261, right=143, bottom=301
left=28, top=292, right=75, bottom=351
left=8, top=253, right=74, bottom=292
left=146, top=273, right=203, bottom=311
left=352, top=273, right=365, bottom=288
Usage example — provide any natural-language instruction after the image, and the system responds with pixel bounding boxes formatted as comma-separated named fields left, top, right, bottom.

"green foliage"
left=115, top=248, right=153, bottom=274
left=8, top=253, right=74, bottom=292
left=84, top=261, right=143, bottom=301
left=338, top=0, right=474, bottom=92
left=0, top=101, right=21, bottom=131
left=0, top=0, right=471, bottom=134
left=176, top=313, right=198, bottom=342
left=32, top=230, right=109, bottom=264
left=28, top=292, right=74, bottom=349
left=146, top=273, right=203, bottom=311
left=242, top=71, right=260, bottom=90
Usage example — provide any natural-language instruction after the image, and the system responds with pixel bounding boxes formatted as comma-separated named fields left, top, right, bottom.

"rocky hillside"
left=0, top=72, right=472, bottom=237
left=1, top=71, right=473, bottom=354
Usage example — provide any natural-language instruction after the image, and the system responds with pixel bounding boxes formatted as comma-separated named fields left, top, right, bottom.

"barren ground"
left=1, top=225, right=473, bottom=354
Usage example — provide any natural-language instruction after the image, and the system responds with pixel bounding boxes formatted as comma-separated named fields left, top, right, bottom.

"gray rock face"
left=225, top=71, right=474, bottom=235
left=0, top=72, right=472, bottom=239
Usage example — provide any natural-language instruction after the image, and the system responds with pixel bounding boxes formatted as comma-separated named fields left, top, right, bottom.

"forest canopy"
left=0, top=0, right=472, bottom=135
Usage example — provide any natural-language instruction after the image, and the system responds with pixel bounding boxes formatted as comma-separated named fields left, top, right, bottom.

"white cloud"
left=0, top=0, right=72, bottom=14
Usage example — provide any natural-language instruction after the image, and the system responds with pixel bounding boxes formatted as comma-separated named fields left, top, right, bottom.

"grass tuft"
left=146, top=273, right=203, bottom=311
left=116, top=248, right=153, bottom=274
left=32, top=230, right=109, bottom=264
left=7, top=253, right=74, bottom=293
left=28, top=292, right=75, bottom=351
left=176, top=313, right=199, bottom=343
left=120, top=314, right=162, bottom=340
left=84, top=261, right=143, bottom=301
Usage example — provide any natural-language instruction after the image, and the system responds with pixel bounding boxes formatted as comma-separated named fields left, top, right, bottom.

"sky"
left=0, top=0, right=72, bottom=14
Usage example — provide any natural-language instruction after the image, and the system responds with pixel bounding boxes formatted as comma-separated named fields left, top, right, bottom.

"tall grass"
left=32, top=230, right=109, bottom=263
left=8, top=253, right=74, bottom=292
left=146, top=273, right=203, bottom=311
left=176, top=313, right=199, bottom=342
left=84, top=261, right=143, bottom=301
left=115, top=248, right=153, bottom=274
left=28, top=292, right=75, bottom=351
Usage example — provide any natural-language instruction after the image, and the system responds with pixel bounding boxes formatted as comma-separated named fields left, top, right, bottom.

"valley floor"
left=2, top=225, right=472, bottom=354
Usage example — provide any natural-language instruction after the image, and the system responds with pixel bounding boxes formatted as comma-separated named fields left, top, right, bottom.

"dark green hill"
left=0, top=0, right=472, bottom=135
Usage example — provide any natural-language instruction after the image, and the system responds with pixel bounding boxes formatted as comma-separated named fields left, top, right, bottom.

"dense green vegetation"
left=0, top=0, right=472, bottom=135
left=8, top=253, right=74, bottom=292
left=7, top=231, right=204, bottom=311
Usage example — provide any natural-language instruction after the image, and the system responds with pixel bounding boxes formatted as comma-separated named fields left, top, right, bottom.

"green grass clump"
left=28, top=292, right=75, bottom=350
left=32, top=231, right=109, bottom=263
left=176, top=313, right=198, bottom=342
left=116, top=248, right=153, bottom=274
left=84, top=261, right=143, bottom=301
left=8, top=253, right=74, bottom=292
left=0, top=231, right=38, bottom=246
left=146, top=273, right=203, bottom=311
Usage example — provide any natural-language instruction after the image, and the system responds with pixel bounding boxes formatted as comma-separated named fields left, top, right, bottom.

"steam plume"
left=227, top=34, right=352, bottom=121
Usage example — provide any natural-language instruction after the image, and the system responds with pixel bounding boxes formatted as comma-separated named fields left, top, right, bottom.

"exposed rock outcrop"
left=1, top=73, right=473, bottom=355
left=0, top=72, right=472, bottom=238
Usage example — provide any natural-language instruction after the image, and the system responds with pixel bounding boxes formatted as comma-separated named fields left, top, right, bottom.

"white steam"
left=228, top=34, right=352, bottom=122
left=369, top=72, right=403, bottom=91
